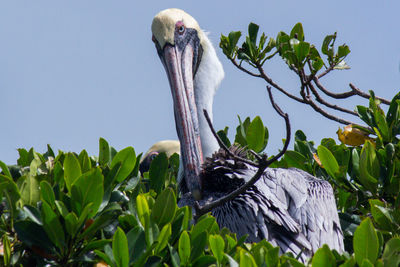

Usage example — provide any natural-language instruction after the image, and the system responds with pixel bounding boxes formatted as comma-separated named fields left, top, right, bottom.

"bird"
left=139, top=140, right=180, bottom=174
left=151, top=8, right=344, bottom=261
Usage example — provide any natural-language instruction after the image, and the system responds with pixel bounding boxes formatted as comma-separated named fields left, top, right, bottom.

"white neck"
left=193, top=33, right=224, bottom=158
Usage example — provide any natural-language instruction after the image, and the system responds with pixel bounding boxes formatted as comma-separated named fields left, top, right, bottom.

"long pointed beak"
left=161, top=44, right=203, bottom=200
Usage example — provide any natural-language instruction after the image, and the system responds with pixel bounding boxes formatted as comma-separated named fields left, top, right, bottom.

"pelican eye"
left=176, top=22, right=186, bottom=35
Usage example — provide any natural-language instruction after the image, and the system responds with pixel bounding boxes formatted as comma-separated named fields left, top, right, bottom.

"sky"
left=0, top=1, right=399, bottom=164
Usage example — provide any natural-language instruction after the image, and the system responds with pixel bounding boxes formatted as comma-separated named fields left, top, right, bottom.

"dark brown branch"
left=196, top=87, right=290, bottom=218
left=302, top=93, right=359, bottom=125
left=230, top=58, right=261, bottom=78
left=256, top=64, right=306, bottom=103
left=349, top=83, right=390, bottom=105
left=308, top=82, right=358, bottom=116
left=313, top=78, right=390, bottom=105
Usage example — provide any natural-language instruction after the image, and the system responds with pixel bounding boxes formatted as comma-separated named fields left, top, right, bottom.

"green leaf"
left=71, top=167, right=104, bottom=218
left=155, top=223, right=172, bottom=254
left=290, top=22, right=304, bottom=41
left=190, top=231, right=207, bottom=261
left=248, top=23, right=259, bottom=44
left=40, top=180, right=55, bottom=209
left=19, top=172, right=40, bottom=206
left=369, top=199, right=394, bottom=231
left=209, top=235, right=225, bottom=264
left=382, top=237, right=400, bottom=267
left=136, top=194, right=150, bottom=228
left=64, top=153, right=82, bottom=192
left=312, top=57, right=324, bottom=73
left=246, top=116, right=266, bottom=153
left=359, top=141, right=379, bottom=192
left=65, top=212, right=79, bottom=236
left=321, top=33, right=336, bottom=58
left=23, top=205, right=43, bottom=225
left=113, top=227, right=129, bottom=267
left=14, top=220, right=53, bottom=253
left=192, top=255, right=217, bottom=267
left=353, top=217, right=379, bottom=266
left=110, top=147, right=136, bottom=183
left=0, top=161, right=12, bottom=178
left=78, top=149, right=92, bottom=173
left=311, top=244, right=335, bottom=267
left=41, top=201, right=65, bottom=250
left=2, top=235, right=11, bottom=266
left=149, top=152, right=168, bottom=194
left=240, top=249, right=257, bottom=267
left=191, top=217, right=216, bottom=241
left=99, top=137, right=110, bottom=166
left=179, top=231, right=191, bottom=266
left=317, top=145, right=340, bottom=179
left=337, top=44, right=350, bottom=58
left=152, top=188, right=177, bottom=227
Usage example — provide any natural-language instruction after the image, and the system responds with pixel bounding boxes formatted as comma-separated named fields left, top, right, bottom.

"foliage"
left=0, top=22, right=399, bottom=266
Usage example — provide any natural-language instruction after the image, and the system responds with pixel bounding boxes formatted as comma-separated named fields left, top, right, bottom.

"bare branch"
left=196, top=87, right=290, bottom=218
left=308, top=83, right=358, bottom=116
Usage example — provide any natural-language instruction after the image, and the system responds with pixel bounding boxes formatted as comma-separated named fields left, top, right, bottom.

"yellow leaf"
left=337, top=125, right=374, bottom=146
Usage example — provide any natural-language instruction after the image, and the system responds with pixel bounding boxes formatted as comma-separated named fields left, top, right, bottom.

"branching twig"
left=195, top=87, right=290, bottom=218
left=317, top=65, right=335, bottom=79
left=308, top=82, right=358, bottom=116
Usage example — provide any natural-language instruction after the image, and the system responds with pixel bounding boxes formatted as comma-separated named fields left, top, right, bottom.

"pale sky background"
left=0, top=1, right=399, bottom=164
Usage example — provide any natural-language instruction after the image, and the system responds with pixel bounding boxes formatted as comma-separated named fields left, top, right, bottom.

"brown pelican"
left=151, top=8, right=344, bottom=261
left=139, top=140, right=180, bottom=174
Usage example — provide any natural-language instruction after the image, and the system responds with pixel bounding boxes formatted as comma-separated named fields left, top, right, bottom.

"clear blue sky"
left=1, top=1, right=399, bottom=164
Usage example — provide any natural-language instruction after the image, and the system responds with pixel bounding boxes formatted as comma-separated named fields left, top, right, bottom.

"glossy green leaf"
left=209, top=235, right=225, bottom=264
left=40, top=180, right=55, bottom=209
left=191, top=217, right=216, bottom=241
left=311, top=244, right=335, bottom=267
left=2, top=234, right=11, bottom=266
left=14, top=220, right=53, bottom=253
left=41, top=201, right=65, bottom=250
left=78, top=149, right=92, bottom=173
left=71, top=167, right=104, bottom=218
left=290, top=22, right=304, bottom=41
left=149, top=152, right=168, bottom=194
left=248, top=23, right=259, bottom=44
left=152, top=188, right=177, bottom=227
left=0, top=161, right=12, bottom=178
left=353, top=217, right=379, bottom=266
left=317, top=145, right=340, bottom=179
left=192, top=255, right=217, bottom=267
left=369, top=199, right=394, bottom=231
left=382, top=237, right=400, bottom=267
left=19, top=173, right=40, bottom=206
left=240, top=249, right=257, bottom=267
left=99, top=137, right=110, bottom=166
left=179, top=231, right=191, bottom=266
left=337, top=44, right=350, bottom=58
left=321, top=33, right=336, bottom=58
left=113, top=227, right=129, bottom=267
left=64, top=153, right=82, bottom=192
left=246, top=116, right=265, bottom=152
left=65, top=212, right=79, bottom=236
left=110, top=147, right=136, bottom=183
left=136, top=194, right=150, bottom=228
left=190, top=231, right=207, bottom=261
left=155, top=223, right=172, bottom=254
left=359, top=141, right=379, bottom=192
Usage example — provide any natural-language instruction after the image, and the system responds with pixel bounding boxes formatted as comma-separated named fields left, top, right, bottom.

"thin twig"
left=230, top=59, right=261, bottom=78
left=317, top=64, right=335, bottom=79
left=313, top=77, right=357, bottom=99
left=196, top=87, right=290, bottom=217
left=203, top=109, right=259, bottom=168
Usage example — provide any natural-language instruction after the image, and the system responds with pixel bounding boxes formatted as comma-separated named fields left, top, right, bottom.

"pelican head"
left=151, top=8, right=224, bottom=199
